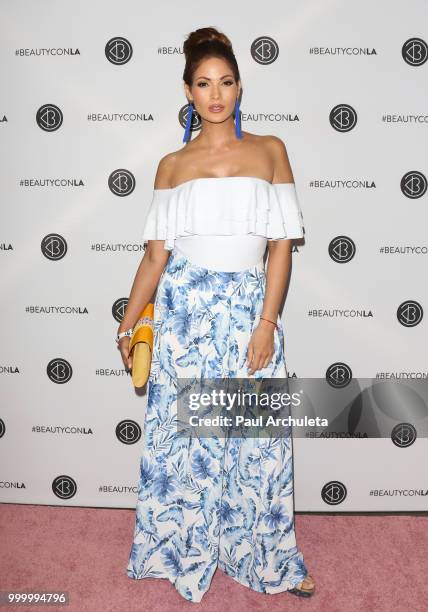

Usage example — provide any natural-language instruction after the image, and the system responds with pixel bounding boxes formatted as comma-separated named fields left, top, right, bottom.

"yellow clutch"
left=129, top=303, right=154, bottom=388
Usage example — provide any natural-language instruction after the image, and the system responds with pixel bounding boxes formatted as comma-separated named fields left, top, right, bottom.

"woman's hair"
left=183, top=26, right=241, bottom=87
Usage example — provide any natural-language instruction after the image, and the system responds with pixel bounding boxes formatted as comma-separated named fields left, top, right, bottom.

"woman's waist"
left=174, top=234, right=267, bottom=272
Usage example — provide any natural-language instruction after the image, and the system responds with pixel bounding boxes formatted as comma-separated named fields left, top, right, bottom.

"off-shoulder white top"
left=141, top=176, right=305, bottom=271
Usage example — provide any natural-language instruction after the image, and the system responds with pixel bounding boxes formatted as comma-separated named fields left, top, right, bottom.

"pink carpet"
left=0, top=504, right=426, bottom=611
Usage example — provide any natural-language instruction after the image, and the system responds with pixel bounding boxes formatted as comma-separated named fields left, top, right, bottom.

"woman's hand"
left=118, top=337, right=133, bottom=370
left=246, top=320, right=276, bottom=375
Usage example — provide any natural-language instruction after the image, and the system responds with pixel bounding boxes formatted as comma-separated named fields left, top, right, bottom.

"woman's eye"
left=196, top=80, right=234, bottom=87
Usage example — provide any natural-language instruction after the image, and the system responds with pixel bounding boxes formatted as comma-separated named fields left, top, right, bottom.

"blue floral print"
left=126, top=248, right=308, bottom=602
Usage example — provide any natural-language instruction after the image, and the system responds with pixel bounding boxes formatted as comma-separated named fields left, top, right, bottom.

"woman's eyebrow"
left=195, top=74, right=234, bottom=80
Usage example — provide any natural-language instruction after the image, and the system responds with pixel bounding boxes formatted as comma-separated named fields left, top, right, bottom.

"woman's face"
left=184, top=56, right=240, bottom=124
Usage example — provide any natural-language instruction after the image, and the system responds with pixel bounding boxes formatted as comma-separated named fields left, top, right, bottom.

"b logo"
left=400, top=171, right=427, bottom=199
left=108, top=169, right=136, bottom=196
left=47, top=359, right=73, bottom=384
left=391, top=423, right=417, bottom=447
left=36, top=104, right=63, bottom=132
left=52, top=475, right=77, bottom=500
left=328, top=236, right=356, bottom=263
left=112, top=298, right=129, bottom=323
left=178, top=104, right=201, bottom=133
left=250, top=36, right=279, bottom=65
left=41, top=234, right=68, bottom=261
left=397, top=301, right=423, bottom=327
left=105, top=37, right=133, bottom=65
left=402, top=38, right=428, bottom=66
left=116, top=420, right=142, bottom=444
left=329, top=104, right=357, bottom=132
left=326, top=363, right=353, bottom=388
left=321, top=481, right=347, bottom=505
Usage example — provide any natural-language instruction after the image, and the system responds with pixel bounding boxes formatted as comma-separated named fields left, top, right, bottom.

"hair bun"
left=183, top=26, right=232, bottom=59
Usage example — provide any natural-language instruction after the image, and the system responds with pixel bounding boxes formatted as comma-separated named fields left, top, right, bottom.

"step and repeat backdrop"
left=1, top=0, right=427, bottom=511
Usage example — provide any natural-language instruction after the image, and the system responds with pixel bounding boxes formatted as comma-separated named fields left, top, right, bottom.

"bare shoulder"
left=153, top=148, right=186, bottom=189
left=261, top=134, right=294, bottom=183
left=242, top=131, right=286, bottom=152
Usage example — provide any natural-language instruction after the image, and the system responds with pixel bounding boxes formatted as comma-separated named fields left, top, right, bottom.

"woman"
left=118, top=26, right=315, bottom=603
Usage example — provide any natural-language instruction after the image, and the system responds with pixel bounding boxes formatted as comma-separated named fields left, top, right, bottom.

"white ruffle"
left=141, top=176, right=305, bottom=251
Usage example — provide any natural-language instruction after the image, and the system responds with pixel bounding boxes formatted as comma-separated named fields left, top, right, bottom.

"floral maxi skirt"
left=126, top=247, right=308, bottom=603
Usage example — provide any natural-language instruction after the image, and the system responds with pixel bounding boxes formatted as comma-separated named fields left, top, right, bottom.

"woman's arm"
left=116, top=241, right=169, bottom=335
left=117, top=155, right=174, bottom=337
left=261, top=240, right=292, bottom=324
left=262, top=135, right=295, bottom=322
left=246, top=136, right=295, bottom=374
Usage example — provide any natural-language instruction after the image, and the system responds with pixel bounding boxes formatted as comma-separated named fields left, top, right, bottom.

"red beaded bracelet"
left=259, top=316, right=278, bottom=330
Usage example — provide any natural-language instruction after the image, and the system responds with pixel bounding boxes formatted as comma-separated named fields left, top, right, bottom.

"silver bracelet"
left=115, top=328, right=133, bottom=344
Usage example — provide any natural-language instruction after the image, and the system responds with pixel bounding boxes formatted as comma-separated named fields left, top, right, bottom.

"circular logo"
left=108, top=169, right=136, bottom=196
left=52, top=475, right=77, bottom=500
left=391, top=422, right=417, bottom=447
left=328, top=236, right=356, bottom=263
left=178, top=103, right=201, bottom=133
left=321, top=481, right=347, bottom=505
left=250, top=36, right=279, bottom=65
left=47, top=358, right=73, bottom=384
left=112, top=298, right=129, bottom=323
left=0, top=418, right=5, bottom=438
left=329, top=104, right=357, bottom=132
left=397, top=300, right=423, bottom=327
left=36, top=104, right=63, bottom=132
left=41, top=233, right=67, bottom=261
left=326, top=363, right=353, bottom=388
left=116, top=419, right=142, bottom=444
left=400, top=171, right=427, bottom=199
left=402, top=38, right=428, bottom=66
left=105, top=37, right=133, bottom=65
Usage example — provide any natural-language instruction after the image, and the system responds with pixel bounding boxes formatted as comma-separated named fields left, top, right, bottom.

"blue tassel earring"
left=234, top=97, right=242, bottom=139
left=183, top=101, right=194, bottom=143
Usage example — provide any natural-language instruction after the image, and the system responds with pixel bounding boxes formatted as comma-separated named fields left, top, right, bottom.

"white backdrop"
left=1, top=0, right=427, bottom=511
